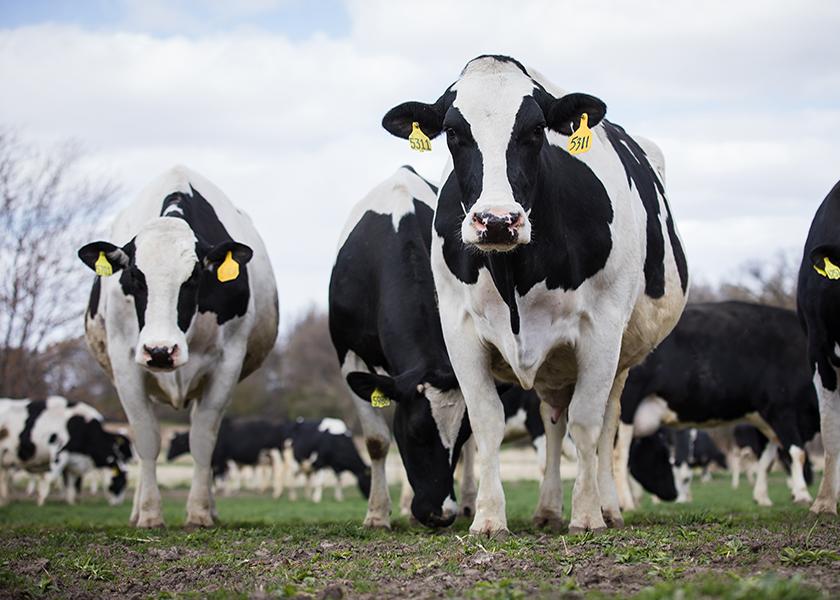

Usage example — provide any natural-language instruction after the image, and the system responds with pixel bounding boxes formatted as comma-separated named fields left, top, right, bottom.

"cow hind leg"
left=270, top=449, right=285, bottom=499
left=752, top=441, right=778, bottom=507
left=812, top=373, right=840, bottom=515
left=598, top=370, right=627, bottom=528
left=614, top=422, right=636, bottom=511
left=350, top=393, right=392, bottom=528
left=458, top=437, right=477, bottom=517
left=532, top=396, right=568, bottom=532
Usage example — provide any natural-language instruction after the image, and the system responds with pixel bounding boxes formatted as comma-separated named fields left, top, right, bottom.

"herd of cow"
left=1, top=55, right=839, bottom=538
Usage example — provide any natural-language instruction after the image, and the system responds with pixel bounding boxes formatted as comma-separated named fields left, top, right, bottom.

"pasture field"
left=1, top=474, right=838, bottom=599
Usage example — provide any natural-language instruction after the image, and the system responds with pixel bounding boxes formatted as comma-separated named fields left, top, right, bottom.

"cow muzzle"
left=136, top=342, right=186, bottom=371
left=462, top=204, right=530, bottom=251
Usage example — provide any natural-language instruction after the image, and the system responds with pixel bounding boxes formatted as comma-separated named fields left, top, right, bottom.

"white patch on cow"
left=633, top=396, right=678, bottom=437
left=788, top=445, right=813, bottom=504
left=504, top=408, right=527, bottom=437
left=133, top=217, right=198, bottom=365
left=442, top=494, right=458, bottom=518
left=337, top=166, right=437, bottom=249
left=811, top=369, right=840, bottom=514
left=674, top=462, right=693, bottom=503
left=424, top=384, right=466, bottom=464
left=318, top=418, right=348, bottom=436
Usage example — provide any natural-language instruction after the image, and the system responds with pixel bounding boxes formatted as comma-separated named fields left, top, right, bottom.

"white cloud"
left=0, top=1, right=838, bottom=329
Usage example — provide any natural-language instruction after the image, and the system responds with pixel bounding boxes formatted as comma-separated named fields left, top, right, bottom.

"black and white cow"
left=78, top=166, right=279, bottom=527
left=330, top=165, right=471, bottom=528
left=797, top=178, right=840, bottom=515
left=616, top=301, right=820, bottom=509
left=285, top=417, right=371, bottom=502
left=382, top=55, right=688, bottom=534
left=0, top=396, right=129, bottom=505
left=166, top=417, right=288, bottom=496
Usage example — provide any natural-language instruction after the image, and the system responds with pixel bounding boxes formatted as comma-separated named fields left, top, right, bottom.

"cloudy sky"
left=2, top=1, right=838, bottom=328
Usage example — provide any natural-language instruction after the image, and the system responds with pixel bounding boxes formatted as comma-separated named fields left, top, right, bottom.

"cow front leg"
left=270, top=449, right=285, bottom=498
left=350, top=392, right=392, bottom=528
left=729, top=449, right=741, bottom=489
left=752, top=441, right=778, bottom=507
left=614, top=422, right=636, bottom=510
left=458, top=437, right=477, bottom=517
left=567, top=327, right=622, bottom=533
left=598, top=369, right=627, bottom=528
left=398, top=461, right=414, bottom=517
left=532, top=395, right=569, bottom=531
left=812, top=372, right=840, bottom=514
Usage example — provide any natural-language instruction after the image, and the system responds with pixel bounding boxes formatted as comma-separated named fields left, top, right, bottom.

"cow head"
left=346, top=368, right=468, bottom=528
left=79, top=217, right=253, bottom=371
left=382, top=55, right=606, bottom=252
left=67, top=418, right=130, bottom=505
left=628, top=430, right=678, bottom=502
left=166, top=431, right=190, bottom=461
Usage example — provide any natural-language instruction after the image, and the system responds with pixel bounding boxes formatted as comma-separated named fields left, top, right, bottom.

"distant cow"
left=382, top=55, right=688, bottom=534
left=616, top=301, right=820, bottom=509
left=0, top=396, right=129, bottom=505
left=166, top=418, right=288, bottom=496
left=285, top=418, right=371, bottom=502
left=78, top=166, right=279, bottom=527
left=330, top=166, right=472, bottom=528
left=798, top=179, right=840, bottom=515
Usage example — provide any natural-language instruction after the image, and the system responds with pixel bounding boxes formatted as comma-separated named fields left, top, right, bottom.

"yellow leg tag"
left=408, top=122, right=432, bottom=153
left=567, top=113, right=592, bottom=155
left=217, top=250, right=240, bottom=283
left=95, top=251, right=113, bottom=277
left=370, top=388, right=391, bottom=408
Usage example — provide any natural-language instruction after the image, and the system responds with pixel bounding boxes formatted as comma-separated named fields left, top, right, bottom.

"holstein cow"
left=285, top=417, right=371, bottom=503
left=78, top=166, right=278, bottom=527
left=166, top=418, right=287, bottom=496
left=382, top=55, right=688, bottom=534
left=0, top=396, right=129, bottom=506
left=616, top=301, right=820, bottom=509
left=330, top=165, right=471, bottom=528
left=798, top=178, right=840, bottom=514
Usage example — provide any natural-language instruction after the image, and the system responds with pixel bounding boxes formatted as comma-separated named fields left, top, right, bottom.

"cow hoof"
left=810, top=499, right=838, bottom=515
left=185, top=513, right=216, bottom=528
left=136, top=514, right=165, bottom=529
left=568, top=525, right=607, bottom=536
left=754, top=498, right=773, bottom=508
left=469, top=520, right=509, bottom=539
left=363, top=515, right=391, bottom=530
left=532, top=513, right=567, bottom=532
left=603, top=513, right=625, bottom=529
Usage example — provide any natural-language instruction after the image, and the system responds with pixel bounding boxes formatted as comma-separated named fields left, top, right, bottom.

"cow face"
left=79, top=218, right=252, bottom=371
left=346, top=369, right=468, bottom=528
left=628, top=431, right=678, bottom=502
left=382, top=55, right=606, bottom=252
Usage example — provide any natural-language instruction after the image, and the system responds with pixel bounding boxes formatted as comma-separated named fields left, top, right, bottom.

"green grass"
left=0, top=473, right=837, bottom=598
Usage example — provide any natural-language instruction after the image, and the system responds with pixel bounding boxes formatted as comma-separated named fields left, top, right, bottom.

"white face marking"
left=674, top=462, right=693, bottom=503
left=452, top=59, right=534, bottom=247
left=133, top=217, right=197, bottom=367
left=442, top=494, right=458, bottom=517
left=318, top=418, right=348, bottom=436
left=424, top=384, right=466, bottom=464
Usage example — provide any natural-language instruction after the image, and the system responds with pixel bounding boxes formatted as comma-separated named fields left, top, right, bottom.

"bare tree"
left=0, top=130, right=117, bottom=398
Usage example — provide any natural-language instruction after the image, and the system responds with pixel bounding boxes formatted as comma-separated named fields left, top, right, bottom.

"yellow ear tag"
left=95, top=251, right=113, bottom=277
left=408, top=122, right=432, bottom=153
left=567, top=113, right=592, bottom=155
left=815, top=257, right=840, bottom=280
left=112, top=466, right=121, bottom=477
left=217, top=251, right=240, bottom=283
left=370, top=388, right=391, bottom=408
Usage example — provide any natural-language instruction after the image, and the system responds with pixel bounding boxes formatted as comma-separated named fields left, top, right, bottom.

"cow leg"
left=567, top=328, right=622, bottom=533
left=458, top=437, right=477, bottom=517
left=37, top=473, right=53, bottom=506
left=65, top=471, right=79, bottom=505
left=752, top=441, right=778, bottom=507
left=598, top=369, right=627, bottom=528
left=224, top=461, right=238, bottom=497
left=614, top=422, right=636, bottom=510
left=813, top=372, right=840, bottom=514
left=0, top=467, right=8, bottom=506
left=399, top=461, right=414, bottom=517
left=311, top=470, right=325, bottom=503
left=270, top=449, right=285, bottom=498
left=532, top=396, right=568, bottom=531
left=788, top=445, right=813, bottom=505
left=353, top=397, right=392, bottom=528
left=334, top=471, right=344, bottom=502
left=729, top=449, right=741, bottom=489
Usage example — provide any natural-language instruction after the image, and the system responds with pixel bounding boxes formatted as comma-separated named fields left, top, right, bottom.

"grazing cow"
left=78, top=166, right=279, bottom=527
left=798, top=179, right=840, bottom=515
left=166, top=418, right=287, bottom=496
left=382, top=55, right=688, bottom=534
left=284, top=417, right=371, bottom=503
left=616, top=301, right=820, bottom=509
left=732, top=424, right=814, bottom=489
left=0, top=396, right=129, bottom=505
left=330, top=166, right=472, bottom=528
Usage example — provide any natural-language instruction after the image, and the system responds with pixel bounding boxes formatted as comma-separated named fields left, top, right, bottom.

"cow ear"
left=346, top=372, right=400, bottom=404
left=205, top=241, right=253, bottom=267
left=809, top=244, right=840, bottom=278
left=382, top=90, right=454, bottom=140
left=78, top=241, right=130, bottom=274
left=546, top=93, right=607, bottom=135
left=426, top=368, right=459, bottom=392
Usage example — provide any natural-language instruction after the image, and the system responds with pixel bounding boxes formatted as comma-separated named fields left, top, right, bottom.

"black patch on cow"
left=17, top=400, right=47, bottom=462
left=87, top=277, right=101, bottom=318
left=160, top=186, right=250, bottom=326
left=117, top=240, right=148, bottom=331
left=798, top=180, right=840, bottom=392
left=603, top=120, right=688, bottom=296
left=621, top=301, right=821, bottom=454
left=48, top=433, right=58, bottom=444
left=435, top=128, right=614, bottom=334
